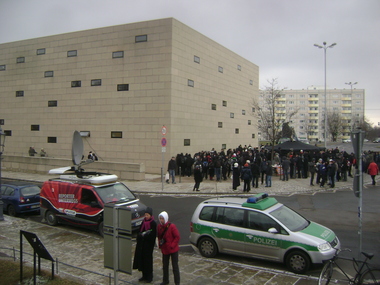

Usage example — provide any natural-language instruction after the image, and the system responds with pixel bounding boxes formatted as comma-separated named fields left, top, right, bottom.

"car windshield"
left=21, top=186, right=41, bottom=196
left=95, top=182, right=136, bottom=203
left=270, top=205, right=309, bottom=232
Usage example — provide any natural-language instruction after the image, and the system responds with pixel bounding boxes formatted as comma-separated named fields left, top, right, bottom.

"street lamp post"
left=345, top=82, right=358, bottom=131
left=314, top=42, right=337, bottom=149
left=0, top=125, right=6, bottom=221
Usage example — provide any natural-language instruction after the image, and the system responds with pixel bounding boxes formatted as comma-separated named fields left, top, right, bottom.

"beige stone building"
left=258, top=86, right=365, bottom=143
left=0, top=18, right=259, bottom=174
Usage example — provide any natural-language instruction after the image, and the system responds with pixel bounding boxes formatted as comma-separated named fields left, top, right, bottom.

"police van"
left=189, top=193, right=340, bottom=273
left=40, top=173, right=146, bottom=236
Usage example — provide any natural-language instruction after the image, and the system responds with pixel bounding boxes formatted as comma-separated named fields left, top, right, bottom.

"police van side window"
left=224, top=208, right=244, bottom=227
left=248, top=211, right=286, bottom=234
left=199, top=206, right=214, bottom=221
left=214, top=207, right=244, bottom=227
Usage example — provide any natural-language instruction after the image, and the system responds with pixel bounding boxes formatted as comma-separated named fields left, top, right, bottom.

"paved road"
left=1, top=168, right=379, bottom=285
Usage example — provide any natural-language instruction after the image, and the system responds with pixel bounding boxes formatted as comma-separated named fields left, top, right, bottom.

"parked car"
left=342, top=138, right=351, bottom=143
left=298, top=139, right=310, bottom=144
left=190, top=193, right=340, bottom=274
left=373, top=138, right=380, bottom=143
left=1, top=182, right=41, bottom=216
left=40, top=173, right=146, bottom=236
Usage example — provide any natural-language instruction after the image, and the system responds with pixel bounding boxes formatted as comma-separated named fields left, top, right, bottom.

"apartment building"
left=0, top=18, right=259, bottom=174
left=259, top=86, right=365, bottom=143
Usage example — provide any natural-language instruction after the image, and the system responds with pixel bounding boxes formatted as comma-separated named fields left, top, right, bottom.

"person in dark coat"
left=319, top=161, right=328, bottom=187
left=241, top=163, right=252, bottom=192
left=308, top=158, right=317, bottom=186
left=232, top=162, right=241, bottom=190
left=193, top=164, right=203, bottom=191
left=327, top=159, right=337, bottom=188
left=281, top=156, right=290, bottom=181
left=251, top=161, right=260, bottom=188
left=133, top=207, right=157, bottom=283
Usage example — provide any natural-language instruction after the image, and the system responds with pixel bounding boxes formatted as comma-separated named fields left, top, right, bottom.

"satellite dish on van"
left=72, top=130, right=83, bottom=165
left=48, top=130, right=94, bottom=175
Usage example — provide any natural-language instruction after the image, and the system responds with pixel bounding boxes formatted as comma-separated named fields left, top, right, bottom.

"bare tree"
left=327, top=111, right=343, bottom=142
left=252, top=78, right=298, bottom=160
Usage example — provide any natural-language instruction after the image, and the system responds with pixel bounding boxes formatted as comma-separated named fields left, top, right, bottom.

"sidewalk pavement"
left=2, top=170, right=375, bottom=196
left=1, top=170, right=374, bottom=285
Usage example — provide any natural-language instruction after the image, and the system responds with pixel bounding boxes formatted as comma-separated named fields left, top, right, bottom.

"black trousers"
left=162, top=251, right=180, bottom=285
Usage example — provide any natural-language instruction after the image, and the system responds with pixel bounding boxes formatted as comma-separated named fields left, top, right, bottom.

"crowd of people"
left=168, top=144, right=380, bottom=192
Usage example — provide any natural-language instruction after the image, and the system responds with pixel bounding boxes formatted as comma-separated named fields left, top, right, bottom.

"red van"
left=40, top=173, right=146, bottom=236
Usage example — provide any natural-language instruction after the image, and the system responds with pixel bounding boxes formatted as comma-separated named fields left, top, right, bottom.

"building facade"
left=0, top=18, right=259, bottom=174
left=258, top=86, right=365, bottom=143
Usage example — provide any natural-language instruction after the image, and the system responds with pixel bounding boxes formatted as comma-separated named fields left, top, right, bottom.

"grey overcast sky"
left=1, top=0, right=379, bottom=125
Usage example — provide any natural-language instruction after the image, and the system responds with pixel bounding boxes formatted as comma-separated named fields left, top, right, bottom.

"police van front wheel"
left=285, top=250, right=310, bottom=274
left=198, top=237, right=218, bottom=258
left=46, top=211, right=58, bottom=226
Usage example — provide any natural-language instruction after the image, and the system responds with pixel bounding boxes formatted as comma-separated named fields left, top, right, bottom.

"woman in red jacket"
left=367, top=161, right=379, bottom=185
left=157, top=211, right=180, bottom=285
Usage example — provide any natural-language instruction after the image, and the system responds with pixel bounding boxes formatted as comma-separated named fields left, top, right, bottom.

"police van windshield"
left=95, top=183, right=136, bottom=203
left=270, top=205, right=309, bottom=232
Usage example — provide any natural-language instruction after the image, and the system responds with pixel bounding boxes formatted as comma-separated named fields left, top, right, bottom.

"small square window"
left=250, top=80, right=253, bottom=85
left=0, top=65, right=6, bottom=71
left=17, top=57, right=25, bottom=63
left=222, top=100, right=227, bottom=107
left=71, top=81, right=81, bottom=87
left=4, top=130, right=11, bottom=136
left=112, top=51, right=124, bottom=58
left=67, top=50, right=77, bottom=57
left=252, top=107, right=256, bottom=113
left=252, top=134, right=255, bottom=139
left=211, top=104, right=217, bottom=110
left=235, top=128, right=239, bottom=134
left=237, top=65, right=241, bottom=71
left=0, top=119, right=4, bottom=125
left=218, top=122, right=223, bottom=128
left=242, top=110, right=246, bottom=115
left=48, top=100, right=58, bottom=107
left=44, top=71, right=54, bottom=77
left=194, top=56, right=200, bottom=64
left=135, top=35, right=147, bottom=42
left=184, top=139, right=190, bottom=146
left=91, top=79, right=102, bottom=86
left=230, top=113, right=234, bottom=118
left=37, top=48, right=46, bottom=55
left=117, top=84, right=129, bottom=91
left=31, top=125, right=40, bottom=131
left=111, top=131, right=122, bottom=138
left=188, top=79, right=194, bottom=87
left=218, top=66, right=223, bottom=73
left=248, top=120, right=252, bottom=125
left=47, top=137, right=57, bottom=143
left=16, top=91, right=24, bottom=97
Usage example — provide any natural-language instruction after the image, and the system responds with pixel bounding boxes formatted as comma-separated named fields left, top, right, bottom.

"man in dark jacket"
left=241, top=163, right=252, bottom=192
left=167, top=156, right=177, bottom=184
left=327, top=159, right=337, bottom=188
left=251, top=161, right=260, bottom=188
left=281, top=157, right=290, bottom=181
